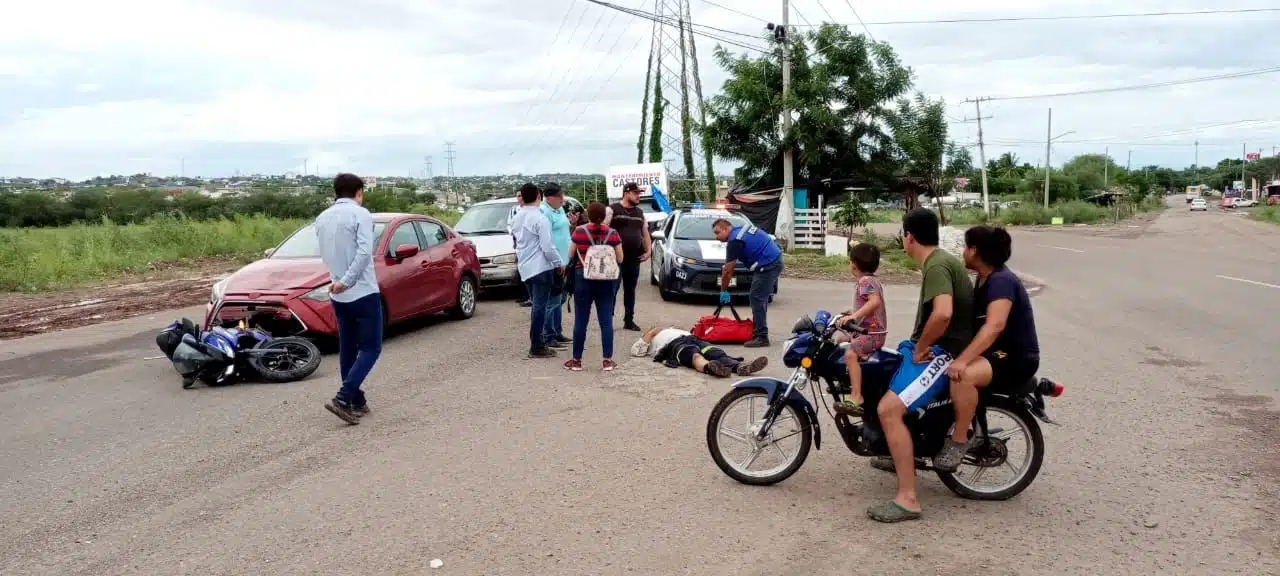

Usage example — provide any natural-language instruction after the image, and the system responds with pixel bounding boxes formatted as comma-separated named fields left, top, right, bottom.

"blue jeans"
left=331, top=292, right=383, bottom=408
left=543, top=293, right=564, bottom=343
left=525, top=269, right=555, bottom=352
left=749, top=259, right=783, bottom=339
left=572, top=268, right=617, bottom=359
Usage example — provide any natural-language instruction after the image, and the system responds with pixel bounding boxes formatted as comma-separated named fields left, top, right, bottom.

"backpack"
left=579, top=225, right=620, bottom=281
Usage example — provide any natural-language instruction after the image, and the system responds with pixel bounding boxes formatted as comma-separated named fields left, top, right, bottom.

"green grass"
left=1249, top=205, right=1280, bottom=225
left=944, top=197, right=1166, bottom=226
left=782, top=229, right=917, bottom=282
left=866, top=209, right=900, bottom=223
left=0, top=215, right=306, bottom=292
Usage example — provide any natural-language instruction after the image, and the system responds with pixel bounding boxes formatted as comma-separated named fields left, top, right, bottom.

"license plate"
left=728, top=278, right=737, bottom=288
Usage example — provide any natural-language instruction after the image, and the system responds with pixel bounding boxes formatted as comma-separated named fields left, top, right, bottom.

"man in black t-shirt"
left=936, top=226, right=1040, bottom=473
left=609, top=182, right=651, bottom=331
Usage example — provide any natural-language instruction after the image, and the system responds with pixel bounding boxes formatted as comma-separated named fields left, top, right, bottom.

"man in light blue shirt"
left=540, top=183, right=572, bottom=350
left=314, top=173, right=381, bottom=425
left=510, top=183, right=564, bottom=358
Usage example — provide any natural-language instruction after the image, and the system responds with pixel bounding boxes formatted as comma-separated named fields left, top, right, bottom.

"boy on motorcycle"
left=936, top=226, right=1040, bottom=472
left=868, top=208, right=974, bottom=523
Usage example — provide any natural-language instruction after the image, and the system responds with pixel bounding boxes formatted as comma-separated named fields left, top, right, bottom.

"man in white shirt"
left=631, top=326, right=768, bottom=378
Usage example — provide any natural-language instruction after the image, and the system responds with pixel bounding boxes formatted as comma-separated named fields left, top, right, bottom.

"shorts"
left=848, top=334, right=886, bottom=360
left=890, top=354, right=953, bottom=412
left=984, top=351, right=1039, bottom=392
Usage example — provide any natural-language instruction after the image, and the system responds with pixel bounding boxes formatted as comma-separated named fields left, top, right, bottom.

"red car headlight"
left=300, top=285, right=331, bottom=302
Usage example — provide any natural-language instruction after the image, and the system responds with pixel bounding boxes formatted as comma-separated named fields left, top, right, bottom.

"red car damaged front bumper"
left=204, top=291, right=340, bottom=337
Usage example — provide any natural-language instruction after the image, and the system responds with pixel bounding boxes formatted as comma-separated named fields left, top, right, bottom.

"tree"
left=700, top=24, right=912, bottom=190
left=829, top=196, right=870, bottom=241
left=887, top=93, right=949, bottom=219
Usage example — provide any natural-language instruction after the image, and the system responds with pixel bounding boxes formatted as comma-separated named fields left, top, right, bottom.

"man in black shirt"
left=609, top=182, right=651, bottom=331
left=937, top=225, right=1040, bottom=472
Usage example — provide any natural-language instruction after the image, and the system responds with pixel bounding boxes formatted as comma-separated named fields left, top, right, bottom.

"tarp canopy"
left=726, top=184, right=782, bottom=234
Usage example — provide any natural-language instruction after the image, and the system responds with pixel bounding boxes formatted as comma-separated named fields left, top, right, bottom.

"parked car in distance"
left=649, top=207, right=779, bottom=301
left=205, top=213, right=480, bottom=338
left=1190, top=198, right=1208, bottom=211
left=455, top=196, right=584, bottom=292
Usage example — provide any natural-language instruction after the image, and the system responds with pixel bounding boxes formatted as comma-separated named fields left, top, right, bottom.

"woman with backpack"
left=565, top=202, right=624, bottom=372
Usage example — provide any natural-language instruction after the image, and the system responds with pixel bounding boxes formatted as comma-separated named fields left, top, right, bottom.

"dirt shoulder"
left=0, top=257, right=239, bottom=340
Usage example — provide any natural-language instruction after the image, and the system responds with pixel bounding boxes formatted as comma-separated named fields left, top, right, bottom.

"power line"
left=516, top=8, right=632, bottom=157
left=788, top=7, right=1280, bottom=26
left=584, top=0, right=770, bottom=53
left=505, top=2, right=594, bottom=157
left=693, top=0, right=769, bottom=23
left=791, top=3, right=814, bottom=28
left=991, top=119, right=1280, bottom=146
left=985, top=66, right=1280, bottom=101
left=841, top=0, right=875, bottom=41
left=508, top=2, right=581, bottom=139
left=813, top=0, right=837, bottom=22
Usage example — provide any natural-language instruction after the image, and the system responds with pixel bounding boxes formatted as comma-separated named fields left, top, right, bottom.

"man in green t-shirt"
left=866, top=208, right=975, bottom=524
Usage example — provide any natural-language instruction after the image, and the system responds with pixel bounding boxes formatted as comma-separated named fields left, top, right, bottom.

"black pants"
left=671, top=337, right=743, bottom=371
left=615, top=261, right=641, bottom=323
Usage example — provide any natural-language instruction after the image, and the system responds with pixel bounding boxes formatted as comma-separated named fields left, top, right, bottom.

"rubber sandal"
left=866, top=500, right=921, bottom=523
left=834, top=401, right=865, bottom=417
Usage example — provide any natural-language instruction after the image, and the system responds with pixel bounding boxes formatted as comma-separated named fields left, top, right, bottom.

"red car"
left=204, top=213, right=480, bottom=337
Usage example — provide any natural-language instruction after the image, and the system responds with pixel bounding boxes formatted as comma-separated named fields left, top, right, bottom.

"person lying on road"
left=631, top=326, right=768, bottom=378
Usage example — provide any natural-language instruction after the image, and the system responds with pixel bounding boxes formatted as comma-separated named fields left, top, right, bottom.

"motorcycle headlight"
left=491, top=253, right=517, bottom=265
left=210, top=279, right=227, bottom=304
left=301, top=284, right=331, bottom=302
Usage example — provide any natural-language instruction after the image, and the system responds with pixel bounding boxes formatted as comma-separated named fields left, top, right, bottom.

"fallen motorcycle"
left=706, top=310, right=1063, bottom=500
left=156, top=318, right=322, bottom=389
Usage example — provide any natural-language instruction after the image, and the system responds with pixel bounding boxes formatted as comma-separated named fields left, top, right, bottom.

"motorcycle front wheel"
left=706, top=387, right=812, bottom=486
left=249, top=337, right=322, bottom=383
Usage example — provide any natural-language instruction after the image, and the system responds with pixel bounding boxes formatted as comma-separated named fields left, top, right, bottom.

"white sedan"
left=1233, top=197, right=1257, bottom=208
left=1189, top=198, right=1208, bottom=211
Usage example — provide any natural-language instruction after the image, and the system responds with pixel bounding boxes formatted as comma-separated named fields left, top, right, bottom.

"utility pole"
left=1103, top=146, right=1109, bottom=190
left=778, top=0, right=795, bottom=251
left=1043, top=108, right=1052, bottom=208
left=1126, top=150, right=1132, bottom=171
left=960, top=98, right=993, bottom=215
left=445, top=142, right=457, bottom=206
left=976, top=99, right=990, bottom=215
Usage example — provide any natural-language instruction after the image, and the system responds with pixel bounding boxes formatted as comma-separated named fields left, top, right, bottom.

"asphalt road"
left=2, top=199, right=1277, bottom=575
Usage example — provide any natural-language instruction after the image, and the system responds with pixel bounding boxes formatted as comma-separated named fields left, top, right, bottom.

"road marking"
left=1036, top=244, right=1086, bottom=253
left=1217, top=275, right=1280, bottom=290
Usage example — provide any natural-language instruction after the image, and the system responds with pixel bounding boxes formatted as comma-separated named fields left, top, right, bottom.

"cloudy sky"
left=2, top=0, right=1278, bottom=179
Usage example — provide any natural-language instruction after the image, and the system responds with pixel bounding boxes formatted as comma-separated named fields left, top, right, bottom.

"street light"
left=1044, top=130, right=1076, bottom=207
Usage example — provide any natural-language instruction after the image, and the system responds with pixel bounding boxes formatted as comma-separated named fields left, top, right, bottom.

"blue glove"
left=719, top=291, right=731, bottom=304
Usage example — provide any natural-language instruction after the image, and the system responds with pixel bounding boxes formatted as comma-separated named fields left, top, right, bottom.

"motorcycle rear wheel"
left=706, top=387, right=812, bottom=486
left=936, top=399, right=1044, bottom=501
left=249, top=337, right=322, bottom=383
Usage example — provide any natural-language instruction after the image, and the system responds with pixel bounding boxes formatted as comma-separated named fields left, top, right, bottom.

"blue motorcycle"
left=705, top=310, right=1063, bottom=500
left=156, top=318, right=322, bottom=389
